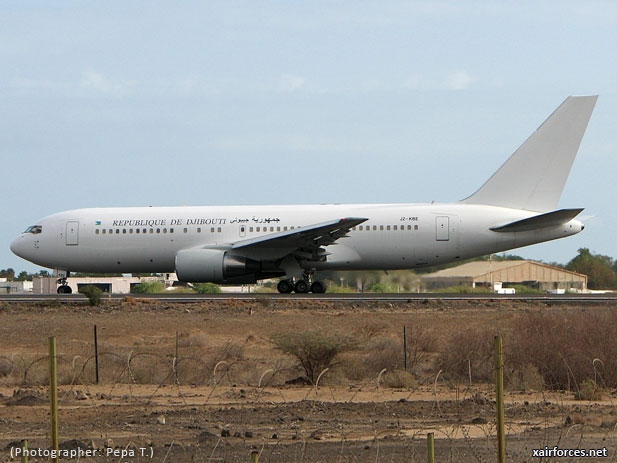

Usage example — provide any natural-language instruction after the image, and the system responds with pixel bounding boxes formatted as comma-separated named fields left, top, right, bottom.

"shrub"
left=437, top=327, right=495, bottom=382
left=271, top=330, right=358, bottom=383
left=79, top=286, right=102, bottom=306
left=132, top=281, right=165, bottom=294
left=367, top=282, right=397, bottom=293
left=382, top=369, right=417, bottom=388
left=193, top=283, right=222, bottom=294
left=574, top=379, right=603, bottom=401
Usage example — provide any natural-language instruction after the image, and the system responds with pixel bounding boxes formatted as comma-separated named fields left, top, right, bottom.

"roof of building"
left=421, top=260, right=586, bottom=281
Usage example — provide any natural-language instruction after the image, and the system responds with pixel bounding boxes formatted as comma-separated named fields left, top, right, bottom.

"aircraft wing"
left=224, top=217, right=368, bottom=261
left=490, top=208, right=584, bottom=232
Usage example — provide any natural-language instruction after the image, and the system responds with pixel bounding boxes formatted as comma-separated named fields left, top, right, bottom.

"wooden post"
left=94, top=325, right=99, bottom=385
left=20, top=439, right=28, bottom=463
left=48, top=336, right=59, bottom=463
left=175, top=331, right=179, bottom=382
left=250, top=449, right=259, bottom=463
left=403, top=326, right=407, bottom=371
left=495, top=335, right=505, bottom=463
left=427, top=432, right=435, bottom=463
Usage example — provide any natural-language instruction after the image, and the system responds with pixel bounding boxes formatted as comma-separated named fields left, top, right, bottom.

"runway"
left=1, top=292, right=615, bottom=303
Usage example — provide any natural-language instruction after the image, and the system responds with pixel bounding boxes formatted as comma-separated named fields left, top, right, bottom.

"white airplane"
left=11, top=96, right=597, bottom=294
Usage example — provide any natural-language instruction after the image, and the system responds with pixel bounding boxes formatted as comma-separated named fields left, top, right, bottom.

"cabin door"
left=435, top=216, right=449, bottom=241
left=66, top=221, right=79, bottom=245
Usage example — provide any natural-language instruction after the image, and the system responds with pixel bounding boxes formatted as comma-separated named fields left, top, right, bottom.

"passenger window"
left=407, top=225, right=412, bottom=230
left=373, top=226, right=377, bottom=231
left=414, top=225, right=419, bottom=230
left=129, top=229, right=133, bottom=234
left=163, top=228, right=167, bottom=233
left=197, top=228, right=201, bottom=233
left=156, top=228, right=160, bottom=233
left=170, top=228, right=174, bottom=233
left=284, top=226, right=288, bottom=231
left=249, top=227, right=253, bottom=232
left=217, top=227, right=221, bottom=232
left=359, top=226, right=363, bottom=231
left=380, top=225, right=384, bottom=231
left=123, top=229, right=126, bottom=234
left=211, top=227, right=215, bottom=233
left=183, top=228, right=188, bottom=233
left=393, top=225, right=397, bottom=230
left=116, top=229, right=120, bottom=234
left=95, top=229, right=100, bottom=235
left=270, top=227, right=274, bottom=232
left=387, top=225, right=391, bottom=230
left=136, top=229, right=140, bottom=234
left=150, top=229, right=154, bottom=234
left=277, top=227, right=281, bottom=231
left=102, top=229, right=106, bottom=234
left=143, top=229, right=147, bottom=234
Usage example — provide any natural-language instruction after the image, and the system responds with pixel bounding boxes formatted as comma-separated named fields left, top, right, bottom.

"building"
left=421, top=260, right=587, bottom=292
left=0, top=278, right=33, bottom=294
left=32, top=275, right=174, bottom=295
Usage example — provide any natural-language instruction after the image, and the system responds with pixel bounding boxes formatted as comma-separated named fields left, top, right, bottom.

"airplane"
left=11, top=95, right=597, bottom=294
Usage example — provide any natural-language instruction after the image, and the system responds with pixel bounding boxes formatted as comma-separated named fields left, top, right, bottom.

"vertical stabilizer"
left=461, top=96, right=597, bottom=212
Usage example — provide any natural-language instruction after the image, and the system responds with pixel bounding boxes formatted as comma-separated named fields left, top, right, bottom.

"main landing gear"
left=277, top=278, right=327, bottom=294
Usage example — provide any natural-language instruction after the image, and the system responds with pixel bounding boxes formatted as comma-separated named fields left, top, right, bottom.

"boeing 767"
left=11, top=96, right=597, bottom=293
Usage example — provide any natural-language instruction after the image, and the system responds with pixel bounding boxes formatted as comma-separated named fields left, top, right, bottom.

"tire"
left=294, top=280, right=309, bottom=293
left=57, top=285, right=72, bottom=294
left=277, top=280, right=293, bottom=294
left=310, top=281, right=326, bottom=294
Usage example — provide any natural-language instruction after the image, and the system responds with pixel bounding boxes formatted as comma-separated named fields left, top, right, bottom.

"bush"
left=193, top=283, right=222, bottom=294
left=79, top=286, right=102, bottom=306
left=131, top=281, right=165, bottom=294
left=271, top=330, right=359, bottom=383
left=382, top=369, right=417, bottom=388
left=437, top=327, right=495, bottom=382
left=574, top=379, right=603, bottom=401
left=367, top=282, right=397, bottom=293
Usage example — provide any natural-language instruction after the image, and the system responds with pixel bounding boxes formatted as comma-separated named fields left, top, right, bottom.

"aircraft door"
left=435, top=216, right=449, bottom=241
left=66, top=221, right=79, bottom=245
left=239, top=225, right=246, bottom=238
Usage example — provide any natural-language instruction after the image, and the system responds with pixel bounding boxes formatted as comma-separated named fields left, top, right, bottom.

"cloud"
left=443, top=70, right=474, bottom=90
left=80, top=69, right=135, bottom=96
left=402, top=70, right=475, bottom=91
left=278, top=73, right=306, bottom=93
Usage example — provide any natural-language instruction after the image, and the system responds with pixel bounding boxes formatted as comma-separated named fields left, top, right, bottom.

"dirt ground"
left=1, top=298, right=616, bottom=462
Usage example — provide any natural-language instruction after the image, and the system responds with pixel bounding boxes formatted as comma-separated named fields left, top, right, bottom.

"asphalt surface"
left=0, top=292, right=615, bottom=303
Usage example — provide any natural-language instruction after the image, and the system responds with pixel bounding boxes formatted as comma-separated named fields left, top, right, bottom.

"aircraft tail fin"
left=461, top=96, right=597, bottom=212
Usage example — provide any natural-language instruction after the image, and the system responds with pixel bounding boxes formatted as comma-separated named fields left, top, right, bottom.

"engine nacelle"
left=175, top=249, right=261, bottom=283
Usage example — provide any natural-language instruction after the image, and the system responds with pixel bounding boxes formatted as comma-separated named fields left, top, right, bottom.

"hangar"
left=421, top=260, right=587, bottom=292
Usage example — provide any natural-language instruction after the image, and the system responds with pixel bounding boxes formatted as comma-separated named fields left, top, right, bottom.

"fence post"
left=48, top=336, right=59, bottom=463
left=403, top=326, right=407, bottom=371
left=495, top=335, right=505, bottom=463
left=250, top=449, right=259, bottom=463
left=175, top=331, right=179, bottom=382
left=94, top=325, right=99, bottom=385
left=20, top=439, right=28, bottom=463
left=427, top=432, right=435, bottom=463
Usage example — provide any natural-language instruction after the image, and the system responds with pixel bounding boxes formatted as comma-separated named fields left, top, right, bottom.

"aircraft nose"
left=10, top=236, right=26, bottom=258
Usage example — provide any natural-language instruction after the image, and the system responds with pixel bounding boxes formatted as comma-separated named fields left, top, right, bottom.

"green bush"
left=367, top=282, right=398, bottom=293
left=271, top=330, right=359, bottom=383
left=193, top=282, right=222, bottom=294
left=131, top=281, right=165, bottom=294
left=79, top=286, right=102, bottom=306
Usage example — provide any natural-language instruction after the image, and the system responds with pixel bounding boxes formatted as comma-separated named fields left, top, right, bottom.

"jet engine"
left=175, top=249, right=261, bottom=283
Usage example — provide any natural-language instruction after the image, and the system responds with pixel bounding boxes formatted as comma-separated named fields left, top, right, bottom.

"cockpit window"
left=24, top=225, right=42, bottom=234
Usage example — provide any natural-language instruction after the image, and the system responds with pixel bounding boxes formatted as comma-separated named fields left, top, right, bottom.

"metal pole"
left=21, top=439, right=28, bottom=463
left=403, top=326, right=407, bottom=371
left=495, top=335, right=505, bottom=463
left=427, top=432, right=435, bottom=463
left=48, top=336, right=59, bottom=463
left=94, top=325, right=99, bottom=385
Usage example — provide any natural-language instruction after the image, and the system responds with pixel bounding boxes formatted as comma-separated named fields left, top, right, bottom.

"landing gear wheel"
left=294, top=280, right=309, bottom=294
left=277, top=280, right=294, bottom=294
left=310, top=281, right=326, bottom=294
left=57, top=285, right=72, bottom=294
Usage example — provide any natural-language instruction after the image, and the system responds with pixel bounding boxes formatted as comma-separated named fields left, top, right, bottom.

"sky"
left=1, top=0, right=616, bottom=273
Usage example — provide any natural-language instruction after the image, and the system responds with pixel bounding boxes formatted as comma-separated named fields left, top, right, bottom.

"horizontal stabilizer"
left=490, top=208, right=584, bottom=232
